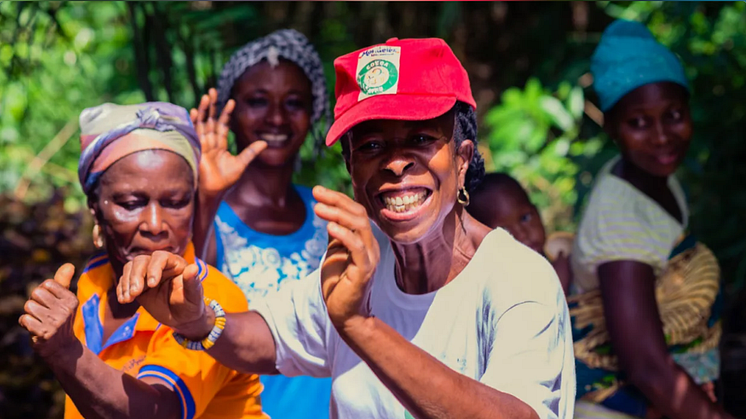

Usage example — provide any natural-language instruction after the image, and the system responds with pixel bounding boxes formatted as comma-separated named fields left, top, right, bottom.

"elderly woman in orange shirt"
left=19, top=102, right=266, bottom=419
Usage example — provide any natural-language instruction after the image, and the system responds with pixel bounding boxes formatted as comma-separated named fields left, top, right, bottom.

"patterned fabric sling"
left=570, top=234, right=723, bottom=417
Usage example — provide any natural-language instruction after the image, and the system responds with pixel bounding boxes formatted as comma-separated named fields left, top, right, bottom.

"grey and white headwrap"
left=217, top=29, right=330, bottom=152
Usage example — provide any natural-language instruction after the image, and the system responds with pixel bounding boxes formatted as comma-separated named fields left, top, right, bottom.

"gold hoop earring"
left=457, top=187, right=470, bottom=207
left=92, top=224, right=105, bottom=249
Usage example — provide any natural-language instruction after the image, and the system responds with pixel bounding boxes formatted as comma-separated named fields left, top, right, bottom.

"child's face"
left=485, top=186, right=547, bottom=254
left=607, top=81, right=692, bottom=177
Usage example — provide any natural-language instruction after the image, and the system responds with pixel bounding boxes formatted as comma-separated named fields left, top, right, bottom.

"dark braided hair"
left=452, top=101, right=484, bottom=193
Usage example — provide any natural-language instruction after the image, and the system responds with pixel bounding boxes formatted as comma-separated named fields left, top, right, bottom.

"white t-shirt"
left=252, top=227, right=576, bottom=419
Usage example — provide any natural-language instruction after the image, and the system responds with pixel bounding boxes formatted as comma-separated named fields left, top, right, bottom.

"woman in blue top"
left=190, top=29, right=331, bottom=419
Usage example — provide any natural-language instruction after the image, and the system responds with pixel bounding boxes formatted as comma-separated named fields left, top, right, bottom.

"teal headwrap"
left=591, top=20, right=689, bottom=112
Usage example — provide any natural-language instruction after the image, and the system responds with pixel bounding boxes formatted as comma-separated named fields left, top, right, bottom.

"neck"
left=616, top=157, right=669, bottom=188
left=390, top=207, right=488, bottom=295
left=227, top=159, right=297, bottom=207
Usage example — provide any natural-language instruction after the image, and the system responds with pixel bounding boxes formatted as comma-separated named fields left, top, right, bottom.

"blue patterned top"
left=214, top=184, right=331, bottom=419
left=215, top=185, right=328, bottom=301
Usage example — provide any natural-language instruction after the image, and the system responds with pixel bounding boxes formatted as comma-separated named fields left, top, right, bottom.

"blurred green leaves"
left=483, top=78, right=592, bottom=232
left=1, top=0, right=744, bottom=292
left=0, top=2, right=141, bottom=210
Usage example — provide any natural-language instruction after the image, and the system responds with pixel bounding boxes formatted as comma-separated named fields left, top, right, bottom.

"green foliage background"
left=1, top=2, right=745, bottom=417
left=4, top=1, right=744, bottom=290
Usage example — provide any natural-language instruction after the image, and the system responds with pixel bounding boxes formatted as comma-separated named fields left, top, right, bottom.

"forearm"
left=597, top=262, right=733, bottom=419
left=193, top=190, right=224, bottom=259
left=340, top=317, right=538, bottom=419
left=185, top=311, right=279, bottom=375
left=47, top=340, right=180, bottom=419
left=629, top=358, right=733, bottom=419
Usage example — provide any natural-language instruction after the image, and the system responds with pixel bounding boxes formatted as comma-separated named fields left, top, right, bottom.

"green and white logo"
left=355, top=45, right=401, bottom=101
left=357, top=59, right=398, bottom=96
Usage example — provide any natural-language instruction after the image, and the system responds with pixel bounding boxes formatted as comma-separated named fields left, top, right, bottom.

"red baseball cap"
left=326, top=37, right=477, bottom=146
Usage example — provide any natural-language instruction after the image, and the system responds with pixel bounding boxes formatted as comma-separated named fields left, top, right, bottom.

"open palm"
left=191, top=88, right=267, bottom=196
left=312, top=186, right=380, bottom=328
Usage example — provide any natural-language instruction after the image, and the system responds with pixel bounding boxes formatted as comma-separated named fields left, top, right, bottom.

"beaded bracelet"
left=172, top=297, right=226, bottom=351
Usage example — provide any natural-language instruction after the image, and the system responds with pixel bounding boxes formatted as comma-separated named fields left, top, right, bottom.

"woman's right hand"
left=191, top=88, right=267, bottom=197
left=117, top=251, right=213, bottom=340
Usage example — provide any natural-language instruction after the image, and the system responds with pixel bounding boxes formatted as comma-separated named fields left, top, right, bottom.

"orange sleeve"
left=137, top=265, right=263, bottom=419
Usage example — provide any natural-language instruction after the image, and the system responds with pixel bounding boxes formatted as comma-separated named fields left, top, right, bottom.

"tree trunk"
left=127, top=2, right=154, bottom=101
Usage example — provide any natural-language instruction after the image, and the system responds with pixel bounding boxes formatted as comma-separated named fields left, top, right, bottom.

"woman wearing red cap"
left=118, top=38, right=575, bottom=419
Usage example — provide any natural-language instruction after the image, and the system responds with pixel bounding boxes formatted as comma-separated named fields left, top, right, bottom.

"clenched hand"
left=117, top=252, right=211, bottom=340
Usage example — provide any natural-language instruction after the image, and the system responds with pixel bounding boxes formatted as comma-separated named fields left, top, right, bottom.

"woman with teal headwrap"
left=569, top=20, right=733, bottom=419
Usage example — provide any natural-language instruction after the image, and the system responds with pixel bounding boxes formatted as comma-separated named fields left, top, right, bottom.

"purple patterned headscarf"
left=78, top=102, right=200, bottom=195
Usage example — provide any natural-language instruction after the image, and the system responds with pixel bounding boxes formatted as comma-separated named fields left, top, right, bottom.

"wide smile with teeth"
left=381, top=190, right=429, bottom=214
left=259, top=133, right=289, bottom=143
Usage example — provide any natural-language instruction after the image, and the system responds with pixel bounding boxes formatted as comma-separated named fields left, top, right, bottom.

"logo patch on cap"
left=356, top=45, right=401, bottom=101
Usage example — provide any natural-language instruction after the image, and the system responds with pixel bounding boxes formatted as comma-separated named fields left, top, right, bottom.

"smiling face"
left=230, top=59, right=312, bottom=168
left=344, top=111, right=473, bottom=244
left=91, top=150, right=195, bottom=269
left=606, top=81, right=692, bottom=177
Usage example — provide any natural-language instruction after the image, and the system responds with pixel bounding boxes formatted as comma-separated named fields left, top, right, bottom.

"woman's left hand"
left=191, top=88, right=267, bottom=197
left=701, top=382, right=717, bottom=403
left=313, top=186, right=380, bottom=331
left=19, top=264, right=80, bottom=359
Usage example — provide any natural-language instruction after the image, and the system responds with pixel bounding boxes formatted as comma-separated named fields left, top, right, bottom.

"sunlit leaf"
left=568, top=86, right=584, bottom=120
left=540, top=96, right=574, bottom=131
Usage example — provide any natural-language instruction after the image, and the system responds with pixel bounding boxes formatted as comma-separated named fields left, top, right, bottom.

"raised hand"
left=191, top=88, right=267, bottom=197
left=19, top=264, right=80, bottom=358
left=312, top=186, right=380, bottom=330
left=117, top=251, right=211, bottom=339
